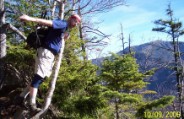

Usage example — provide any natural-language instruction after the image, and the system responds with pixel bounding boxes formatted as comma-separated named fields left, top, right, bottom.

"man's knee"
left=31, top=74, right=44, bottom=88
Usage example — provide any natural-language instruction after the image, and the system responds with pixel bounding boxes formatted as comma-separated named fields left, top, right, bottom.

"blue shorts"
left=31, top=74, right=44, bottom=88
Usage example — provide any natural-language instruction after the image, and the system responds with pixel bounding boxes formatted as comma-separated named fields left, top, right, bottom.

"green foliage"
left=152, top=4, right=184, bottom=39
left=99, top=53, right=150, bottom=118
left=100, top=53, right=148, bottom=91
left=136, top=96, right=175, bottom=118
left=6, top=42, right=34, bottom=67
left=3, top=41, right=35, bottom=86
left=103, top=90, right=142, bottom=104
left=5, top=0, right=52, bottom=42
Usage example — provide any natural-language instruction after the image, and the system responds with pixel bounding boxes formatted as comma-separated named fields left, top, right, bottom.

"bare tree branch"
left=7, top=23, right=26, bottom=40
left=80, top=0, right=126, bottom=15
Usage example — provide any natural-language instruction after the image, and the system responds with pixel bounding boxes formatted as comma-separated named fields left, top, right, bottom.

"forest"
left=0, top=0, right=183, bottom=119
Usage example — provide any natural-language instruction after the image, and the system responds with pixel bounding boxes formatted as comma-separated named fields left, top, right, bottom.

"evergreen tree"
left=152, top=4, right=184, bottom=117
left=99, top=53, right=175, bottom=119
left=99, top=53, right=148, bottom=119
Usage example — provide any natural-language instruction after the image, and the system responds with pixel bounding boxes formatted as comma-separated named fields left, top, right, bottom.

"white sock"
left=29, top=87, right=38, bottom=104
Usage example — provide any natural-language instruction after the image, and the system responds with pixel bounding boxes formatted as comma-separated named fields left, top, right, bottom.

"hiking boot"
left=29, top=103, right=41, bottom=113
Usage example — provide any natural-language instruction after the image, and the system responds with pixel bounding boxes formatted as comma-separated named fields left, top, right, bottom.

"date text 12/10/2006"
left=144, top=111, right=181, bottom=118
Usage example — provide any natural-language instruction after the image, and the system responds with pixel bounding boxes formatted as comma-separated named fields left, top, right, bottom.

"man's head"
left=68, top=14, right=81, bottom=28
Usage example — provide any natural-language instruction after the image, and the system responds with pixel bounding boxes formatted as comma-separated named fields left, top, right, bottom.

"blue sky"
left=88, top=0, right=184, bottom=59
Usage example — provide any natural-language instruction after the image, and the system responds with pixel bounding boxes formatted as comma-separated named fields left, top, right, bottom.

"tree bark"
left=115, top=98, right=119, bottom=119
left=78, top=6, right=87, bottom=60
left=0, top=0, right=6, bottom=89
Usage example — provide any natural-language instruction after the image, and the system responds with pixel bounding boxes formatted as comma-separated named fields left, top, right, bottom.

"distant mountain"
left=92, top=40, right=184, bottom=98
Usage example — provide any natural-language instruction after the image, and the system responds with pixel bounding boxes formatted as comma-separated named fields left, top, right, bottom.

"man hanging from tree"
left=16, top=14, right=81, bottom=113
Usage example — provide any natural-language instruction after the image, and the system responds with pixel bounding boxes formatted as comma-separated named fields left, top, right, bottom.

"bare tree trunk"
left=115, top=98, right=119, bottom=119
left=74, top=0, right=87, bottom=60
left=51, top=1, right=57, bottom=17
left=128, top=34, right=131, bottom=54
left=172, top=30, right=183, bottom=119
left=0, top=0, right=6, bottom=58
left=78, top=6, right=87, bottom=60
left=181, top=75, right=184, bottom=118
left=120, top=24, right=125, bottom=54
left=0, top=0, right=6, bottom=89
left=178, top=41, right=184, bottom=119
left=32, top=0, right=66, bottom=118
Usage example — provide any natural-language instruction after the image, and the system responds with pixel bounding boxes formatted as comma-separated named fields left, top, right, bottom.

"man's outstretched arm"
left=19, top=14, right=53, bottom=27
